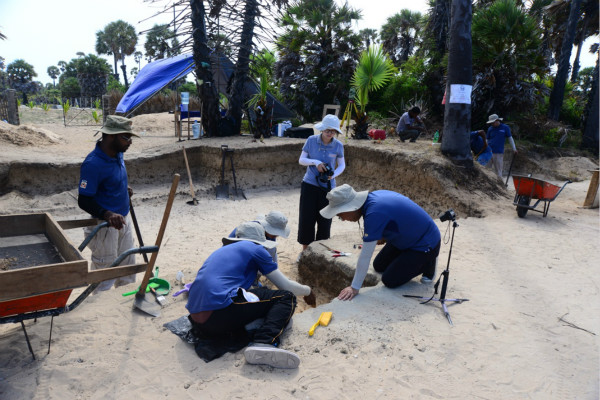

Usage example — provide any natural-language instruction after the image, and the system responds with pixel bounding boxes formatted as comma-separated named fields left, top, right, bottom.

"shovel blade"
left=133, top=293, right=161, bottom=317
left=232, top=189, right=247, bottom=200
left=216, top=184, right=230, bottom=199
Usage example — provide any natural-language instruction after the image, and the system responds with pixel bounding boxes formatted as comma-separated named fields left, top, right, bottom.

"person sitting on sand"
left=228, top=210, right=291, bottom=263
left=319, top=184, right=441, bottom=301
left=186, top=222, right=316, bottom=369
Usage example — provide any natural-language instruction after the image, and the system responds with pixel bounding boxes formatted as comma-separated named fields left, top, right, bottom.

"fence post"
left=6, top=90, right=20, bottom=126
left=102, top=95, right=111, bottom=124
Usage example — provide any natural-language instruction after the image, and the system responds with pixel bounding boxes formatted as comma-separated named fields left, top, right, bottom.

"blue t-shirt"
left=362, top=191, right=440, bottom=252
left=302, top=134, right=344, bottom=190
left=78, top=142, right=130, bottom=216
left=486, top=123, right=512, bottom=154
left=186, top=241, right=278, bottom=313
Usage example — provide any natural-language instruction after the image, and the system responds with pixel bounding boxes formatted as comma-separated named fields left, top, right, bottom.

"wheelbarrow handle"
left=78, top=221, right=109, bottom=251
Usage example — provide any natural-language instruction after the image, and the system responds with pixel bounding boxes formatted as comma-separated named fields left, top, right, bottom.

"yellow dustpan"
left=308, top=311, right=332, bottom=336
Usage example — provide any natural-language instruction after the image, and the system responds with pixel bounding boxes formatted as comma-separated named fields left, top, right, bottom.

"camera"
left=439, top=209, right=456, bottom=222
left=318, top=164, right=334, bottom=183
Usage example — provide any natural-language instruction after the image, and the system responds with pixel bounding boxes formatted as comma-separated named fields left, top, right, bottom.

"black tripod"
left=404, top=210, right=468, bottom=326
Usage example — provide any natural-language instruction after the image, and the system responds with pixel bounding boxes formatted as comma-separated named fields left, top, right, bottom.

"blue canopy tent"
left=116, top=54, right=195, bottom=116
left=116, top=53, right=296, bottom=122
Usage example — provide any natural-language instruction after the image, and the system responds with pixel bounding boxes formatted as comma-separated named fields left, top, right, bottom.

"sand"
left=0, top=107, right=598, bottom=399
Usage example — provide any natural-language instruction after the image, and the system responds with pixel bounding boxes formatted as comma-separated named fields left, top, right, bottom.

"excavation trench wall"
left=0, top=142, right=507, bottom=218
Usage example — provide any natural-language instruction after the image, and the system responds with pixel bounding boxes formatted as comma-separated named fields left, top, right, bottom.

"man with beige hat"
left=486, top=113, right=517, bottom=179
left=187, top=222, right=315, bottom=369
left=78, top=115, right=140, bottom=292
left=320, top=184, right=440, bottom=301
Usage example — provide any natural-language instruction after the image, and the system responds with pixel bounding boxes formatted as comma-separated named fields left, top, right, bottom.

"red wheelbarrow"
left=512, top=174, right=571, bottom=218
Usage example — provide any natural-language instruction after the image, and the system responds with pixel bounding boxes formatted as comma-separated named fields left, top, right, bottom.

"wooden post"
left=583, top=170, right=599, bottom=208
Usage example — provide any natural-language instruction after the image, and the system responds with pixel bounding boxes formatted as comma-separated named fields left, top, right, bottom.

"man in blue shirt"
left=320, top=185, right=441, bottom=301
left=187, top=222, right=315, bottom=369
left=486, top=114, right=517, bottom=178
left=78, top=115, right=139, bottom=293
left=470, top=130, right=492, bottom=166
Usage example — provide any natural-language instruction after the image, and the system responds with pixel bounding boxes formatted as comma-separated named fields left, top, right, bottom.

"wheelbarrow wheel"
left=516, top=195, right=531, bottom=218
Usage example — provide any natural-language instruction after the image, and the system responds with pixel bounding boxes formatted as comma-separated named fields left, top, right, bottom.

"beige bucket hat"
left=222, top=221, right=277, bottom=249
left=486, top=114, right=503, bottom=124
left=319, top=184, right=369, bottom=219
left=257, top=211, right=290, bottom=238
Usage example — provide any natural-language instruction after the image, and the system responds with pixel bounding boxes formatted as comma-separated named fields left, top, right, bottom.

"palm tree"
left=547, top=0, right=582, bottom=120
left=95, top=20, right=138, bottom=89
left=441, top=0, right=473, bottom=165
left=144, top=24, right=179, bottom=61
left=134, top=51, right=143, bottom=70
left=381, top=10, right=423, bottom=67
left=274, top=0, right=362, bottom=120
left=359, top=28, right=378, bottom=50
left=47, top=66, right=60, bottom=87
left=190, top=0, right=221, bottom=137
left=350, top=45, right=396, bottom=139
left=471, top=0, right=546, bottom=122
left=57, top=60, right=67, bottom=74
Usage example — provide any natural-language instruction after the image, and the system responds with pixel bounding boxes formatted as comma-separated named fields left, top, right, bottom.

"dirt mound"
left=0, top=121, right=61, bottom=146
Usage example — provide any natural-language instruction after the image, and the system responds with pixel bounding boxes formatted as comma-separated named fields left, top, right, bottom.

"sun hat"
left=100, top=115, right=139, bottom=137
left=256, top=211, right=290, bottom=238
left=222, top=221, right=277, bottom=249
left=319, top=184, right=369, bottom=219
left=314, top=114, right=343, bottom=135
left=486, top=114, right=503, bottom=124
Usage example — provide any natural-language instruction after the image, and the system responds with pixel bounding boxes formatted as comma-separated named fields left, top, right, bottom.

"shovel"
left=308, top=311, right=333, bottom=336
left=216, top=145, right=230, bottom=199
left=134, top=174, right=180, bottom=317
left=227, top=148, right=247, bottom=200
left=182, top=147, right=198, bottom=205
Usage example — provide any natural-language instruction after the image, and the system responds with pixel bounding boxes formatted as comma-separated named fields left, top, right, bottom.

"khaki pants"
left=489, top=153, right=504, bottom=178
left=83, top=214, right=137, bottom=292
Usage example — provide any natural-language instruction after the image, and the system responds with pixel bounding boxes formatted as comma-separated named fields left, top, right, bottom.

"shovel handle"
left=182, top=147, right=196, bottom=199
left=136, top=174, right=180, bottom=296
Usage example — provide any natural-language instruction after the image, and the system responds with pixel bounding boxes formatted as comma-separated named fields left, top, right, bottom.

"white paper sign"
left=449, top=84, right=472, bottom=104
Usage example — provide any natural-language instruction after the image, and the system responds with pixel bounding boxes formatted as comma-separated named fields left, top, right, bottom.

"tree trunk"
left=570, top=41, right=582, bottom=83
left=113, top=55, right=120, bottom=82
left=120, top=63, right=129, bottom=90
left=548, top=0, right=582, bottom=120
left=440, top=0, right=473, bottom=166
left=190, top=0, right=220, bottom=137
left=581, top=57, right=599, bottom=150
left=226, top=0, right=258, bottom=135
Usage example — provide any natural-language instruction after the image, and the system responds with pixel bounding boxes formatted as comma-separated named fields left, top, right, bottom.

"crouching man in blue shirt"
left=186, top=222, right=316, bottom=369
left=320, top=184, right=441, bottom=301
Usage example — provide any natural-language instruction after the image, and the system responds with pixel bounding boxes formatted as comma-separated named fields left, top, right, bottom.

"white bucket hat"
left=319, top=184, right=369, bottom=219
left=314, top=114, right=343, bottom=135
left=257, top=211, right=290, bottom=238
left=222, top=221, right=277, bottom=249
left=486, top=114, right=503, bottom=124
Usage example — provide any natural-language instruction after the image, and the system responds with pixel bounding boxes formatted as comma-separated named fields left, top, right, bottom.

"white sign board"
left=449, top=84, right=472, bottom=104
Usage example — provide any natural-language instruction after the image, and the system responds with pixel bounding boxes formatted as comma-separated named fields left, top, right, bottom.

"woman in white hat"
left=297, top=114, right=346, bottom=251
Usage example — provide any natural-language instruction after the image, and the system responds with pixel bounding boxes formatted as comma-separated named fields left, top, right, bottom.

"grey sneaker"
left=244, top=343, right=300, bottom=369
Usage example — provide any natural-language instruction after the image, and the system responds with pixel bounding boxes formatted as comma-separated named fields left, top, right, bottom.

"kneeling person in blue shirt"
left=186, top=222, right=315, bottom=369
left=320, top=184, right=441, bottom=301
left=470, top=130, right=492, bottom=166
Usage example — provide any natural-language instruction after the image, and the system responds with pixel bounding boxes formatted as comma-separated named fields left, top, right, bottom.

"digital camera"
left=318, top=164, right=334, bottom=183
left=439, top=209, right=456, bottom=222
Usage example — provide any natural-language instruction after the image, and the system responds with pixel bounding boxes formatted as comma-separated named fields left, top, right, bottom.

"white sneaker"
left=244, top=343, right=300, bottom=369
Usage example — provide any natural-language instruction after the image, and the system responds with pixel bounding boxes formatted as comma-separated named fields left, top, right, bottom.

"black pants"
left=399, top=129, right=420, bottom=142
left=298, top=181, right=332, bottom=245
left=191, top=287, right=296, bottom=346
left=373, top=241, right=441, bottom=288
